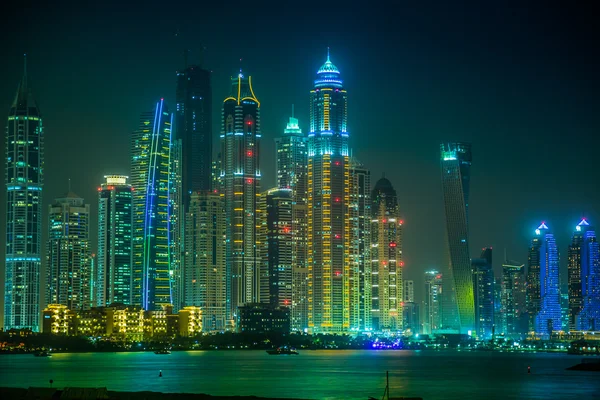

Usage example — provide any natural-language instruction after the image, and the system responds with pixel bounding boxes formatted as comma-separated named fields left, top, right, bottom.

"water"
left=0, top=350, right=598, bottom=399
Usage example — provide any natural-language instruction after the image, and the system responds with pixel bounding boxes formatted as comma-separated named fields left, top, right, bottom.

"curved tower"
left=440, top=142, right=474, bottom=333
left=220, top=70, right=261, bottom=326
left=370, top=177, right=403, bottom=331
left=308, top=51, right=350, bottom=333
left=4, top=56, right=44, bottom=331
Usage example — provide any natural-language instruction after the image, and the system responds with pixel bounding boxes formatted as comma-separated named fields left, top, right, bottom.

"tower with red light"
left=220, top=70, right=262, bottom=327
left=307, top=50, right=350, bottom=333
left=370, top=177, right=403, bottom=331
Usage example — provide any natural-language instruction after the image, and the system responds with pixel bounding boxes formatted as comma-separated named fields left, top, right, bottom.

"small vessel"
left=34, top=350, right=52, bottom=357
left=154, top=349, right=171, bottom=355
left=266, top=347, right=298, bottom=355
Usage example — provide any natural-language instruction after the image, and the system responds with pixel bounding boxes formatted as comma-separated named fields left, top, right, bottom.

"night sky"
left=1, top=1, right=599, bottom=310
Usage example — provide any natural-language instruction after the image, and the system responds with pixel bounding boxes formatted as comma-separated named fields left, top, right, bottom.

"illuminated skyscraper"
left=47, top=192, right=92, bottom=311
left=131, top=99, right=174, bottom=310
left=307, top=51, right=350, bottom=333
left=440, top=142, right=474, bottom=334
left=184, top=191, right=226, bottom=332
left=349, top=158, right=371, bottom=331
left=527, top=222, right=562, bottom=335
left=568, top=218, right=600, bottom=331
left=472, top=247, right=494, bottom=339
left=97, top=175, right=133, bottom=306
left=220, top=71, right=262, bottom=326
left=370, top=177, right=402, bottom=331
left=176, top=59, right=212, bottom=205
left=423, top=271, right=443, bottom=335
left=275, top=113, right=308, bottom=331
left=4, top=56, right=44, bottom=331
left=265, top=188, right=294, bottom=309
left=500, top=259, right=527, bottom=336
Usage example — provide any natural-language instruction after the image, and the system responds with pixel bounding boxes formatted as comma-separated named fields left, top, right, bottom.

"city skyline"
left=1, top=3, right=599, bottom=322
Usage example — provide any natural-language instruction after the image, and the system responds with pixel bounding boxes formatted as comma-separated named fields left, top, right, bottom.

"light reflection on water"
left=0, top=350, right=598, bottom=400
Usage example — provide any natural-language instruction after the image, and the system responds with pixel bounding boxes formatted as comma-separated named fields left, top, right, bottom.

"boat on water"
left=154, top=349, right=171, bottom=355
left=34, top=350, right=52, bottom=357
left=266, top=347, right=299, bottom=355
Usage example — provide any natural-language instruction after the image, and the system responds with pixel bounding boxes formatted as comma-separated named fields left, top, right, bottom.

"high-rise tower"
left=307, top=51, right=350, bottom=333
left=500, top=259, right=527, bottom=336
left=349, top=158, right=372, bottom=331
left=423, top=271, right=443, bottom=335
left=4, top=56, right=44, bottom=331
left=184, top=191, right=226, bottom=332
left=275, top=112, right=309, bottom=331
left=471, top=247, right=494, bottom=339
left=220, top=71, right=262, bottom=326
left=568, top=218, right=600, bottom=331
left=47, top=192, right=92, bottom=311
left=176, top=59, right=212, bottom=206
left=527, top=222, right=562, bottom=335
left=370, top=177, right=402, bottom=331
left=97, top=175, right=133, bottom=307
left=440, top=142, right=474, bottom=334
left=130, top=99, right=174, bottom=310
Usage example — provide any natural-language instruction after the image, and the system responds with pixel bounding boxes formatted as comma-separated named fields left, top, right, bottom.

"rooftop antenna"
left=68, top=178, right=71, bottom=193
left=327, top=47, right=330, bottom=62
left=292, top=104, right=294, bottom=118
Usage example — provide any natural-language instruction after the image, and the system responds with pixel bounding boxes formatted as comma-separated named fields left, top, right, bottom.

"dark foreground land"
left=0, top=387, right=313, bottom=400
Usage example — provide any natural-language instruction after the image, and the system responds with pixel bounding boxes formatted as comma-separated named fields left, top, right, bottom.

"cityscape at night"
left=0, top=2, right=599, bottom=399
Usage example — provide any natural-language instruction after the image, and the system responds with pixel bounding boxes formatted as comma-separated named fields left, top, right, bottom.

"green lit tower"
left=440, top=142, right=475, bottom=334
left=4, top=56, right=44, bottom=331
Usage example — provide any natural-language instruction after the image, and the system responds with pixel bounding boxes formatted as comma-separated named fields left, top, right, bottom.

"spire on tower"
left=327, top=47, right=330, bottom=62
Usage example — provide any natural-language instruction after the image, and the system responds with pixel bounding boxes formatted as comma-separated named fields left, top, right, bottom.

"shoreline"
left=0, top=387, right=312, bottom=400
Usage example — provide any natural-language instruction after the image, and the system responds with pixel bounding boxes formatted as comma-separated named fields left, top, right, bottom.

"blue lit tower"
left=569, top=219, right=600, bottom=331
left=308, top=50, right=350, bottom=333
left=440, top=143, right=475, bottom=333
left=4, top=56, right=44, bottom=331
left=130, top=99, right=174, bottom=310
left=528, top=222, right=562, bottom=335
left=220, top=70, right=262, bottom=326
left=97, top=175, right=133, bottom=306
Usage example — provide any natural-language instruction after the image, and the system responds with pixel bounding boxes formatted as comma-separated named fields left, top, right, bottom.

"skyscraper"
left=500, top=259, right=527, bottom=337
left=97, top=175, right=133, bottom=307
left=176, top=59, right=213, bottom=206
left=370, top=177, right=402, bottom=331
left=275, top=113, right=308, bottom=331
left=131, top=99, right=174, bottom=310
left=349, top=158, right=371, bottom=331
left=221, top=70, right=262, bottom=326
left=4, top=57, right=44, bottom=331
left=471, top=247, right=494, bottom=339
left=307, top=51, right=350, bottom=333
left=568, top=218, right=600, bottom=331
left=423, top=271, right=443, bottom=335
left=184, top=191, right=226, bottom=332
left=527, top=222, right=562, bottom=335
left=440, top=142, right=475, bottom=334
left=47, top=192, right=91, bottom=311
left=265, top=188, right=294, bottom=309
left=403, top=280, right=419, bottom=333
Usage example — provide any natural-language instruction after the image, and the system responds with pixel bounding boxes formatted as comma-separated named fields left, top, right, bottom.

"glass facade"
left=440, top=142, right=475, bottom=334
left=423, top=271, right=443, bottom=335
left=500, top=259, right=527, bottom=337
left=308, top=52, right=350, bottom=333
left=97, top=175, right=133, bottom=307
left=4, top=58, right=44, bottom=331
left=472, top=248, right=494, bottom=339
left=130, top=99, right=174, bottom=310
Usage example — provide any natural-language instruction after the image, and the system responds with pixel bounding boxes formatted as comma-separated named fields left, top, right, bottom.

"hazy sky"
left=1, top=1, right=599, bottom=308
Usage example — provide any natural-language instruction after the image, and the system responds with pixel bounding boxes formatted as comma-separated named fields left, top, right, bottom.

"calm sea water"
left=0, top=350, right=598, bottom=399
